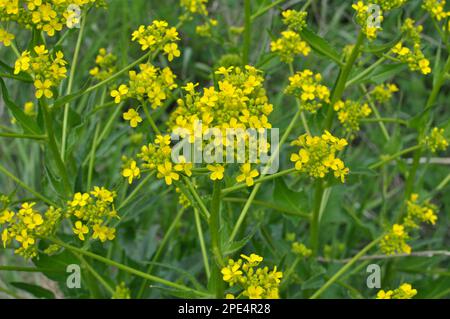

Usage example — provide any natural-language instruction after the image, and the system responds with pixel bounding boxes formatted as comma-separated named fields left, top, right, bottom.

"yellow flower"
left=221, top=263, right=243, bottom=282
left=174, top=156, right=193, bottom=177
left=111, top=84, right=129, bottom=103
left=236, top=163, right=259, bottom=186
left=123, top=108, right=143, bottom=128
left=34, top=79, right=53, bottom=99
left=15, top=229, right=35, bottom=249
left=0, top=210, right=15, bottom=224
left=0, top=28, right=15, bottom=46
left=157, top=162, right=180, bottom=185
left=122, top=160, right=141, bottom=184
left=419, top=59, right=431, bottom=74
left=92, top=224, right=116, bottom=242
left=23, top=213, right=44, bottom=230
left=247, top=286, right=264, bottom=299
left=377, top=290, right=393, bottom=299
left=207, top=164, right=225, bottom=181
left=70, top=193, right=90, bottom=207
left=163, top=43, right=181, bottom=61
left=73, top=221, right=89, bottom=241
left=290, top=149, right=310, bottom=170
left=241, top=253, right=263, bottom=264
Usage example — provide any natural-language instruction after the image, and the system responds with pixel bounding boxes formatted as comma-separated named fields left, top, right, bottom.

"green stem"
left=360, top=117, right=408, bottom=126
left=184, top=177, right=211, bottom=219
left=229, top=110, right=301, bottom=243
left=346, top=56, right=387, bottom=88
left=325, top=31, right=365, bottom=129
left=195, top=208, right=211, bottom=279
left=0, top=132, right=47, bottom=140
left=251, top=0, right=285, bottom=21
left=310, top=235, right=383, bottom=299
left=47, top=237, right=211, bottom=297
left=61, top=13, right=86, bottom=160
left=369, top=145, right=422, bottom=170
left=221, top=168, right=296, bottom=195
left=360, top=84, right=390, bottom=141
left=210, top=180, right=224, bottom=298
left=242, top=0, right=252, bottom=65
left=117, top=172, right=155, bottom=210
left=0, top=163, right=57, bottom=206
left=142, top=103, right=161, bottom=135
left=310, top=180, right=324, bottom=255
left=0, top=265, right=62, bottom=273
left=76, top=254, right=115, bottom=295
left=223, top=197, right=310, bottom=218
left=136, top=208, right=186, bottom=299
left=40, top=101, right=72, bottom=196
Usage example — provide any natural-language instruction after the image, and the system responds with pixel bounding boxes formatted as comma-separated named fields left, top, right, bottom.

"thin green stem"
left=310, top=180, right=324, bottom=255
left=326, top=31, right=365, bottom=129
left=195, top=208, right=211, bottom=280
left=210, top=180, right=224, bottom=298
left=251, top=0, right=285, bottom=21
left=222, top=168, right=296, bottom=195
left=360, top=117, right=408, bottom=126
left=0, top=163, right=57, bottom=207
left=76, top=254, right=115, bottom=295
left=346, top=56, right=387, bottom=88
left=0, top=132, right=47, bottom=140
left=242, top=0, right=252, bottom=65
left=40, top=101, right=72, bottom=195
left=360, top=84, right=390, bottom=141
left=47, top=237, right=211, bottom=297
left=183, top=177, right=211, bottom=219
left=117, top=172, right=155, bottom=210
left=369, top=145, right=422, bottom=170
left=61, top=13, right=86, bottom=159
left=310, top=235, right=383, bottom=299
left=142, top=103, right=161, bottom=135
left=223, top=197, right=310, bottom=218
left=229, top=110, right=301, bottom=243
left=136, top=208, right=186, bottom=299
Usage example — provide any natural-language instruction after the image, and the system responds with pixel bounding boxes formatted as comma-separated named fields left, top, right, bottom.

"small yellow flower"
left=123, top=108, right=143, bottom=128
left=73, top=221, right=89, bottom=241
left=236, top=163, right=259, bottom=186
left=157, top=162, right=179, bottom=185
left=377, top=290, right=393, bottom=299
left=207, top=164, right=225, bottom=181
left=34, top=79, right=53, bottom=99
left=419, top=59, right=431, bottom=74
left=70, top=193, right=90, bottom=207
left=290, top=149, right=310, bottom=170
left=111, top=84, right=129, bottom=103
left=23, top=213, right=43, bottom=230
left=247, top=286, right=264, bottom=299
left=122, top=160, right=141, bottom=184
left=163, top=43, right=181, bottom=61
left=221, top=263, right=243, bottom=282
left=15, top=229, right=35, bottom=249
left=241, top=253, right=263, bottom=264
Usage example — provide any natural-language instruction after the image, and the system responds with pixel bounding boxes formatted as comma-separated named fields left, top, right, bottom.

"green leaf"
left=273, top=178, right=310, bottom=215
left=10, top=282, right=55, bottom=299
left=0, top=78, right=42, bottom=135
left=300, top=28, right=342, bottom=65
left=362, top=33, right=402, bottom=54
left=368, top=63, right=407, bottom=84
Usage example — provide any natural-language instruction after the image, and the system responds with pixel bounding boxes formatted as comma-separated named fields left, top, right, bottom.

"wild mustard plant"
left=1, top=0, right=449, bottom=301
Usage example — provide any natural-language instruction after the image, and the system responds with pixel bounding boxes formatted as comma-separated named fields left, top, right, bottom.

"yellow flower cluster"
left=425, top=127, right=448, bottom=153
left=136, top=135, right=192, bottom=186
left=221, top=253, right=283, bottom=299
left=285, top=69, right=330, bottom=113
left=168, top=65, right=273, bottom=164
left=377, top=283, right=417, bottom=299
left=89, top=48, right=117, bottom=81
left=380, top=194, right=438, bottom=255
left=291, top=242, right=312, bottom=258
left=195, top=18, right=217, bottom=38
left=290, top=131, right=349, bottom=182
left=271, top=30, right=310, bottom=64
left=391, top=19, right=431, bottom=75
left=131, top=20, right=181, bottom=61
left=352, top=1, right=384, bottom=40
left=372, top=0, right=409, bottom=10
left=112, top=282, right=131, bottom=299
left=14, top=45, right=67, bottom=99
left=333, top=100, right=372, bottom=135
left=1, top=202, right=62, bottom=258
left=271, top=10, right=310, bottom=63
left=0, top=0, right=103, bottom=37
left=0, top=27, right=14, bottom=46
left=180, top=0, right=208, bottom=16
left=281, top=9, right=307, bottom=32
left=67, top=187, right=118, bottom=242
left=370, top=83, right=398, bottom=103
left=111, top=63, right=177, bottom=107
left=423, top=0, right=450, bottom=21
